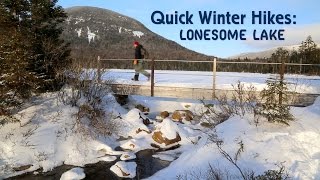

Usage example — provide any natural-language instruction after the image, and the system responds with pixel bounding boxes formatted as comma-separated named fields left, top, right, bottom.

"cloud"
left=244, top=24, right=320, bottom=49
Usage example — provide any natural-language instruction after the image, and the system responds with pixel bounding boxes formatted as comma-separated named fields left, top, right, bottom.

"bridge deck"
left=101, top=69, right=320, bottom=106
left=110, top=84, right=319, bottom=106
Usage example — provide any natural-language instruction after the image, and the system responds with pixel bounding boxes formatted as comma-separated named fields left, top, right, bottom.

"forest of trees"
left=0, top=0, right=70, bottom=115
left=221, top=37, right=320, bottom=75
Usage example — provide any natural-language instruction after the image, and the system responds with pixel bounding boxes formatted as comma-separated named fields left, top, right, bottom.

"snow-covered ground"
left=148, top=98, right=320, bottom=179
left=102, top=69, right=320, bottom=94
left=0, top=82, right=319, bottom=179
left=0, top=93, right=124, bottom=178
left=131, top=95, right=320, bottom=179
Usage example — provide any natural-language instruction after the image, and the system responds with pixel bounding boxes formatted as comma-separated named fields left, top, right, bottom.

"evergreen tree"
left=259, top=76, right=294, bottom=125
left=259, top=48, right=294, bottom=125
left=0, top=0, right=70, bottom=115
left=299, top=35, right=317, bottom=61
left=271, top=47, right=289, bottom=63
left=29, top=0, right=70, bottom=91
left=0, top=0, right=36, bottom=114
left=298, top=36, right=319, bottom=74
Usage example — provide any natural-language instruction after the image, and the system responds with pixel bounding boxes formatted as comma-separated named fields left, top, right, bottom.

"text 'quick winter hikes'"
left=151, top=10, right=297, bottom=41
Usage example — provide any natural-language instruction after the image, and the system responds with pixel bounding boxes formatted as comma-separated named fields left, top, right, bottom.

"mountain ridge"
left=62, top=6, right=214, bottom=62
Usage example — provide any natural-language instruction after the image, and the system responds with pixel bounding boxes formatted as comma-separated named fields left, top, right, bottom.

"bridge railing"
left=96, top=56, right=320, bottom=98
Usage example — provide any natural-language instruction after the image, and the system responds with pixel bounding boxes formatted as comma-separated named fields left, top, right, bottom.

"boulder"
left=151, top=119, right=182, bottom=148
left=156, top=111, right=170, bottom=122
left=172, top=110, right=193, bottom=122
left=135, top=104, right=150, bottom=115
left=152, top=131, right=181, bottom=146
left=160, top=111, right=170, bottom=119
left=142, top=118, right=152, bottom=125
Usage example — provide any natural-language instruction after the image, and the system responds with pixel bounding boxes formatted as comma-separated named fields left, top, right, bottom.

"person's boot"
left=131, top=74, right=139, bottom=81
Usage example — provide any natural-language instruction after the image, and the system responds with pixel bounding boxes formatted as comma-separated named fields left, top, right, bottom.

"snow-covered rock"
left=115, top=109, right=151, bottom=138
left=110, top=161, right=137, bottom=178
left=135, top=104, right=150, bottom=115
left=120, top=152, right=136, bottom=161
left=157, top=111, right=170, bottom=120
left=152, top=119, right=182, bottom=148
left=161, top=111, right=170, bottom=118
left=60, top=167, right=85, bottom=180
left=152, top=131, right=181, bottom=147
left=120, top=131, right=155, bottom=152
left=97, top=156, right=117, bottom=162
left=172, top=110, right=194, bottom=122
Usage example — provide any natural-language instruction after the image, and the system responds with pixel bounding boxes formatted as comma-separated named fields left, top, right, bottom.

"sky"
left=58, top=0, right=320, bottom=58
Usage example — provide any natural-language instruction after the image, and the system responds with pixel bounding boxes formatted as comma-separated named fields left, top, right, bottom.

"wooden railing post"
left=212, top=57, right=217, bottom=99
left=151, top=58, right=155, bottom=97
left=299, top=58, right=302, bottom=74
left=97, top=56, right=101, bottom=83
left=279, top=59, right=285, bottom=105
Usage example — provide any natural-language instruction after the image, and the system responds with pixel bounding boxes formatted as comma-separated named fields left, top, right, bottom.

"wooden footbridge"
left=97, top=57, right=320, bottom=106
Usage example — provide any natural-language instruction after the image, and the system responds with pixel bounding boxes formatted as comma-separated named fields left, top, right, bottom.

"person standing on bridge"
left=132, top=41, right=150, bottom=81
